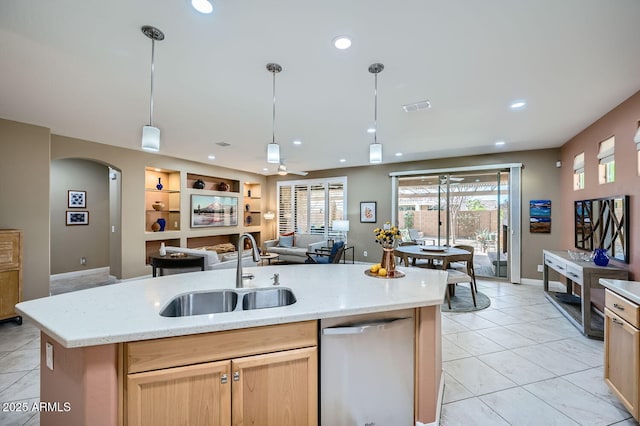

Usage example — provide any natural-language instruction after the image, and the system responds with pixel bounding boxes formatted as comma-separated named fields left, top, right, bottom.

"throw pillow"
left=279, top=233, right=294, bottom=248
left=399, top=228, right=411, bottom=242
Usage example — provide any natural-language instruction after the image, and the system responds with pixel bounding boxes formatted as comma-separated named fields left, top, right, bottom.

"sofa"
left=264, top=233, right=327, bottom=263
left=164, top=245, right=258, bottom=273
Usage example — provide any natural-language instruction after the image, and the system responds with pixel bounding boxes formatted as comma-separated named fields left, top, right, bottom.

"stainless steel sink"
left=242, top=288, right=297, bottom=310
left=160, top=290, right=238, bottom=317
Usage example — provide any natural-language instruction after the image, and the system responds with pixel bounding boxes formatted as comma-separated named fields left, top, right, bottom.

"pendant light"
left=141, top=26, right=164, bottom=152
left=266, top=63, right=282, bottom=164
left=369, top=63, right=384, bottom=163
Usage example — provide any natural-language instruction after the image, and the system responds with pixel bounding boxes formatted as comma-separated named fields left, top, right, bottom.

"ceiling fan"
left=277, top=160, right=308, bottom=176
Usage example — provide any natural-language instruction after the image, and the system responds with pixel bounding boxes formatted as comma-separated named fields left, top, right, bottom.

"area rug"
left=441, top=286, right=491, bottom=312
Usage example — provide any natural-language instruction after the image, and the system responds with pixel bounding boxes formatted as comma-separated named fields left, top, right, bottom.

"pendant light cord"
left=272, top=69, right=276, bottom=144
left=374, top=72, right=378, bottom=144
left=149, top=38, right=155, bottom=126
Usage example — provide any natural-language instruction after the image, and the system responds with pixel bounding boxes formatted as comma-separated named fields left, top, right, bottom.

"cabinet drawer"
left=544, top=255, right=566, bottom=275
left=606, top=290, right=640, bottom=328
left=126, top=320, right=317, bottom=374
left=565, top=264, right=583, bottom=285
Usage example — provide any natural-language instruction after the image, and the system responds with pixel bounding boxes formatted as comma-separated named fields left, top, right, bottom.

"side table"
left=260, top=253, right=280, bottom=266
left=149, top=253, right=206, bottom=277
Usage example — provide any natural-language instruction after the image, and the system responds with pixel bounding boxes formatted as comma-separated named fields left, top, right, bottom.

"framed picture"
left=191, top=194, right=238, bottom=228
left=360, top=201, right=377, bottom=223
left=68, top=190, right=86, bottom=208
left=66, top=211, right=89, bottom=225
left=530, top=199, right=551, bottom=233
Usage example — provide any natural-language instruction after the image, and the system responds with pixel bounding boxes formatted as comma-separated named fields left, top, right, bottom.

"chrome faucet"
left=236, top=233, right=261, bottom=288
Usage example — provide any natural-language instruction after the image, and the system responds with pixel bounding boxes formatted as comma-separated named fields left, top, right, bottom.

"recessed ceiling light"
left=207, top=155, right=215, bottom=160
left=510, top=100, right=527, bottom=110
left=495, top=140, right=506, bottom=146
left=191, top=0, right=213, bottom=14
left=395, top=152, right=403, bottom=157
left=402, top=100, right=431, bottom=112
left=333, top=36, right=352, bottom=50
left=367, top=128, right=376, bottom=134
left=262, top=168, right=269, bottom=172
left=293, top=139, right=302, bottom=145
left=154, top=168, right=161, bottom=172
left=339, top=158, right=346, bottom=163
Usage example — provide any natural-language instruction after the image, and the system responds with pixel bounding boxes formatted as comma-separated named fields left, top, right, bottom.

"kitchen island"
left=16, top=264, right=448, bottom=426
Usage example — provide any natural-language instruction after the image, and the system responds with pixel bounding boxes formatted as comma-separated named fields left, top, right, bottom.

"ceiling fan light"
left=267, top=143, right=280, bottom=163
left=141, top=126, right=160, bottom=152
left=369, top=142, right=382, bottom=163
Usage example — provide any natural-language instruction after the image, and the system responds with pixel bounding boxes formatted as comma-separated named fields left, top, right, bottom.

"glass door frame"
left=390, top=163, right=522, bottom=283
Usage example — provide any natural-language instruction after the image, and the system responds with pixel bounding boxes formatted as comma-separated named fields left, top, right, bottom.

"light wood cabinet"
left=124, top=321, right=318, bottom=426
left=0, top=229, right=22, bottom=324
left=232, top=347, right=317, bottom=426
left=128, top=360, right=231, bottom=426
left=604, top=289, right=640, bottom=420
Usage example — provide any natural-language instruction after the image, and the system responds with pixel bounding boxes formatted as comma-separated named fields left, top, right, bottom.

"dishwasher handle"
left=322, top=317, right=412, bottom=335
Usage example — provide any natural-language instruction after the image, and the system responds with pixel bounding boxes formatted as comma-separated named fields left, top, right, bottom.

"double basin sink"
left=160, top=287, right=296, bottom=317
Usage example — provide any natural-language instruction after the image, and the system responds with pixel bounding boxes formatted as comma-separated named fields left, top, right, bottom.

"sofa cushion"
left=279, top=233, right=294, bottom=248
left=164, top=246, right=220, bottom=266
left=294, top=233, right=324, bottom=248
left=220, top=251, right=253, bottom=262
left=268, top=246, right=307, bottom=257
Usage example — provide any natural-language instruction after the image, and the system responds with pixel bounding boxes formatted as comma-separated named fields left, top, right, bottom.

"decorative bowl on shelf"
left=218, top=182, right=230, bottom=191
left=192, top=179, right=205, bottom=189
left=152, top=201, right=164, bottom=211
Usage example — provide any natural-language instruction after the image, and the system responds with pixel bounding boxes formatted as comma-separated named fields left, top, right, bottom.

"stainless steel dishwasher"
left=320, top=309, right=415, bottom=426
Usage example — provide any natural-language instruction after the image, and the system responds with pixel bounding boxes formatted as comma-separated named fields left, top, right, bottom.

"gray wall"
left=50, top=158, right=110, bottom=274
left=267, top=149, right=563, bottom=281
left=0, top=118, right=51, bottom=300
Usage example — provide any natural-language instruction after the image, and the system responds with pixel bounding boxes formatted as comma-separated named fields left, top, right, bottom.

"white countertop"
left=599, top=278, right=640, bottom=305
left=16, top=264, right=447, bottom=348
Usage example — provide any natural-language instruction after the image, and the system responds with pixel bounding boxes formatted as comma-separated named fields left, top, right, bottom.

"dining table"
left=393, top=245, right=471, bottom=270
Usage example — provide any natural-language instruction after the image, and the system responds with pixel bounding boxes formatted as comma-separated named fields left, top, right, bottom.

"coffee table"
left=149, top=253, right=205, bottom=277
left=260, top=253, right=280, bottom=265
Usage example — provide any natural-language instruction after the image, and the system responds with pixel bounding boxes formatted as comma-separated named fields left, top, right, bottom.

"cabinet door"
left=0, top=232, right=20, bottom=270
left=128, top=360, right=231, bottom=426
left=0, top=270, right=19, bottom=318
left=232, top=347, right=317, bottom=426
left=604, top=308, right=639, bottom=419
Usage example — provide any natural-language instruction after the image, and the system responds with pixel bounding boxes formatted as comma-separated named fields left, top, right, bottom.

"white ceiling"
left=1, top=1, right=640, bottom=175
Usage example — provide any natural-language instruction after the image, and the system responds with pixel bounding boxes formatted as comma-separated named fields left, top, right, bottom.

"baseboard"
left=50, top=267, right=110, bottom=284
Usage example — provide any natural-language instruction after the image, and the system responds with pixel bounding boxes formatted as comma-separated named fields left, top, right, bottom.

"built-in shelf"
left=145, top=168, right=180, bottom=232
left=243, top=183, right=262, bottom=227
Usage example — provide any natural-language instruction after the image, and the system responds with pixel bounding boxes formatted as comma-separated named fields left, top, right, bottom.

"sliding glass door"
left=397, top=169, right=511, bottom=279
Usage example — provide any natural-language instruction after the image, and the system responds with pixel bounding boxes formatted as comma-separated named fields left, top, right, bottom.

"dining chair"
left=450, top=244, right=477, bottom=293
left=305, top=241, right=345, bottom=264
left=445, top=269, right=476, bottom=308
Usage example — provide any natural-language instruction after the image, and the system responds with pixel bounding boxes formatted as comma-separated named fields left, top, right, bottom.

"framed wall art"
left=191, top=194, right=238, bottom=228
left=360, top=201, right=377, bottom=223
left=68, top=190, right=86, bottom=208
left=66, top=211, right=89, bottom=225
left=529, top=199, right=551, bottom=233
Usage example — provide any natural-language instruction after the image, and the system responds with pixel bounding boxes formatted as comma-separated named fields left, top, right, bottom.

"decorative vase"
left=193, top=179, right=205, bottom=189
left=247, top=189, right=252, bottom=198
left=150, top=222, right=161, bottom=232
left=593, top=248, right=609, bottom=267
left=380, top=247, right=396, bottom=274
left=218, top=182, right=229, bottom=191
left=246, top=215, right=252, bottom=225
left=159, top=242, right=166, bottom=256
left=152, top=201, right=164, bottom=211
left=245, top=204, right=250, bottom=212
left=157, top=218, right=166, bottom=232
left=156, top=178, right=163, bottom=190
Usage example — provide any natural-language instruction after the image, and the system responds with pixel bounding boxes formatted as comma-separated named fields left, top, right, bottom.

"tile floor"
left=0, top=279, right=638, bottom=425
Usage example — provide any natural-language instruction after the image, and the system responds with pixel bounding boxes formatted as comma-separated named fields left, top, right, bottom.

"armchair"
left=305, top=241, right=345, bottom=264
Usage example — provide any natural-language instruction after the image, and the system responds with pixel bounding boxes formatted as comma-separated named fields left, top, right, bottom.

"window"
left=598, top=136, right=615, bottom=184
left=277, top=177, right=347, bottom=239
left=573, top=152, right=584, bottom=190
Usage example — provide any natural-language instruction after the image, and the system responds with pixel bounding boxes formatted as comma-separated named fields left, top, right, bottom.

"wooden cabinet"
left=604, top=289, right=640, bottom=420
left=128, top=361, right=231, bottom=426
left=124, top=321, right=318, bottom=426
left=0, top=229, right=22, bottom=324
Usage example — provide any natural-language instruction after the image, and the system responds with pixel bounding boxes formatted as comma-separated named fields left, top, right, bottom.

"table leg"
left=152, top=265, right=157, bottom=278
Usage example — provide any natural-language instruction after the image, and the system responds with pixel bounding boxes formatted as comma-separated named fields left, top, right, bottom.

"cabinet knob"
left=613, top=303, right=625, bottom=311
left=221, top=374, right=228, bottom=384
left=233, top=371, right=240, bottom=382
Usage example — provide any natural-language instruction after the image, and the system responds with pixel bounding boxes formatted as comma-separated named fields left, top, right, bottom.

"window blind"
left=597, top=136, right=615, bottom=161
left=573, top=152, right=584, bottom=172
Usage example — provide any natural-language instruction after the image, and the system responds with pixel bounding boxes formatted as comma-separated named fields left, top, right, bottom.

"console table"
left=150, top=253, right=205, bottom=277
left=543, top=249, right=628, bottom=339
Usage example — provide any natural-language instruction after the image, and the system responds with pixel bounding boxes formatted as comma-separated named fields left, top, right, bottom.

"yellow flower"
left=373, top=222, right=401, bottom=249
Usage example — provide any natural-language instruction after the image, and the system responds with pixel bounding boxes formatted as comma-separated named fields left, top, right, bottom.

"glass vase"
left=380, top=247, right=396, bottom=274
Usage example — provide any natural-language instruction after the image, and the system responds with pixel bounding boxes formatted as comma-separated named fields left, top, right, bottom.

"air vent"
left=216, top=141, right=231, bottom=147
left=402, top=100, right=431, bottom=112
